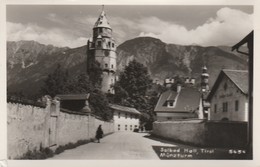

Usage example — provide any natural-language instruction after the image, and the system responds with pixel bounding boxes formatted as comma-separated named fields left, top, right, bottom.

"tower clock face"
left=105, top=50, right=110, bottom=57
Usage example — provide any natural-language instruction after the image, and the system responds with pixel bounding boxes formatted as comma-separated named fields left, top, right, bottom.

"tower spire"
left=102, top=4, right=104, bottom=11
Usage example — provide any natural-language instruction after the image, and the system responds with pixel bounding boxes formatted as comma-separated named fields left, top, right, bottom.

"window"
left=105, top=63, right=108, bottom=68
left=99, top=28, right=103, bottom=32
left=118, top=112, right=120, bottom=118
left=130, top=125, right=132, bottom=131
left=214, top=104, right=217, bottom=113
left=223, top=102, right=228, bottom=112
left=111, top=64, right=114, bottom=68
left=97, top=41, right=102, bottom=47
left=108, top=41, right=111, bottom=47
left=167, top=101, right=174, bottom=107
left=235, top=100, right=239, bottom=111
left=125, top=113, right=128, bottom=119
left=118, top=124, right=120, bottom=131
left=224, top=82, right=228, bottom=91
left=125, top=125, right=127, bottom=131
left=112, top=43, right=115, bottom=48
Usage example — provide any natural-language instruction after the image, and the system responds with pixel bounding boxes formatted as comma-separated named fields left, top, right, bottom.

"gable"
left=207, top=70, right=248, bottom=101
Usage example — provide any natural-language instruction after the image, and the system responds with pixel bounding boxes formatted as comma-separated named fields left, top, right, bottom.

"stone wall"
left=153, top=120, right=248, bottom=148
left=7, top=101, right=51, bottom=159
left=7, top=99, right=114, bottom=159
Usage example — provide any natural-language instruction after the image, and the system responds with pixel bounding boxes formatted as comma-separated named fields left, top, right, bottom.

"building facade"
left=87, top=9, right=117, bottom=94
left=207, top=69, right=248, bottom=122
left=110, top=104, right=141, bottom=132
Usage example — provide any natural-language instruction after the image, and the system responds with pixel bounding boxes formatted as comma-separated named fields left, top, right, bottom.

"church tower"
left=201, top=65, right=209, bottom=93
left=87, top=7, right=117, bottom=94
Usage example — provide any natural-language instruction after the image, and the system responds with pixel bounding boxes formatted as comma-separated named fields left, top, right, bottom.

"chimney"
left=177, top=84, right=181, bottom=93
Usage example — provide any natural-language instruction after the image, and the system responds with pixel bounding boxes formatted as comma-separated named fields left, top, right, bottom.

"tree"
left=117, top=60, right=152, bottom=98
left=88, top=60, right=103, bottom=88
left=89, top=89, right=113, bottom=121
left=114, top=60, right=156, bottom=129
left=40, top=64, right=112, bottom=121
left=41, top=64, right=68, bottom=98
left=171, top=75, right=185, bottom=91
left=64, top=73, right=93, bottom=94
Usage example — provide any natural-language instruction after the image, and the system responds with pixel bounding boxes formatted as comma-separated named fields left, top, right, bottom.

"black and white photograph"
left=1, top=1, right=259, bottom=166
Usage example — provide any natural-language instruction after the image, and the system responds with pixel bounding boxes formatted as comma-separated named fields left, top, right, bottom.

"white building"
left=110, top=104, right=141, bottom=131
left=207, top=69, right=248, bottom=122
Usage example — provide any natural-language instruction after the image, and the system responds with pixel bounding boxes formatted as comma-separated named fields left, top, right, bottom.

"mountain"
left=7, top=37, right=248, bottom=98
left=117, top=37, right=247, bottom=86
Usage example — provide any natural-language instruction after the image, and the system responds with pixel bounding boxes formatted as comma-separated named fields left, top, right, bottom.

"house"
left=110, top=104, right=141, bottom=131
left=154, top=85, right=203, bottom=121
left=207, top=69, right=248, bottom=122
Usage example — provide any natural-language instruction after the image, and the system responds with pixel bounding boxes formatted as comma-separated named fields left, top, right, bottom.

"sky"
left=6, top=5, right=253, bottom=48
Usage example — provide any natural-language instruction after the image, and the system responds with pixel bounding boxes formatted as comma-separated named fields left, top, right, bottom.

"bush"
left=19, top=147, right=54, bottom=159
left=55, top=139, right=90, bottom=155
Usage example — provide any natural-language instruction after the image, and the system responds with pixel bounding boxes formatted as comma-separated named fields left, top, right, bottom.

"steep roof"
left=94, top=10, right=111, bottom=29
left=109, top=104, right=141, bottom=115
left=154, top=87, right=201, bottom=113
left=207, top=69, right=248, bottom=101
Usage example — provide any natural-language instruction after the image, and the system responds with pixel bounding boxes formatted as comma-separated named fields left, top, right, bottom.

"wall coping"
left=7, top=97, right=46, bottom=108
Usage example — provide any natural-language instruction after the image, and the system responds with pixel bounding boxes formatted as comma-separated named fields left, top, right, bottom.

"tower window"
left=108, top=42, right=111, bottom=47
left=97, top=41, right=102, bottom=47
left=105, top=63, right=108, bottom=68
left=111, top=64, right=114, bottom=68
left=112, top=43, right=115, bottom=48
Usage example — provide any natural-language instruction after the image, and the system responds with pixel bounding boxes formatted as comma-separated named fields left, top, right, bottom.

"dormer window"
left=167, top=101, right=175, bottom=108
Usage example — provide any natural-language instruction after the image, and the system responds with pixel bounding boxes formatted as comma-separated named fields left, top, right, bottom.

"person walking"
left=95, top=125, right=104, bottom=143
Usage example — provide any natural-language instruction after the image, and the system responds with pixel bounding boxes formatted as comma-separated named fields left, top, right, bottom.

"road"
left=49, top=132, right=180, bottom=160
